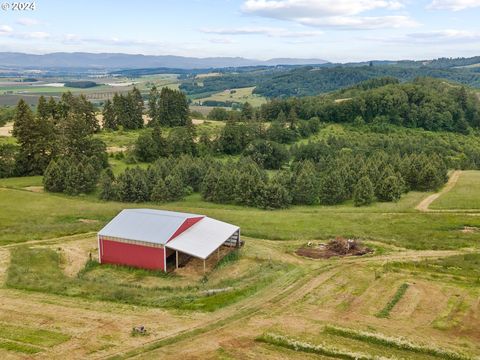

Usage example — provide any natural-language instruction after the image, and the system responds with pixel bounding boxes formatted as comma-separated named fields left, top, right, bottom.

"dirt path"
left=0, top=249, right=10, bottom=285
left=415, top=170, right=461, bottom=212
left=0, top=232, right=97, bottom=249
left=59, top=237, right=97, bottom=277
left=0, top=122, right=13, bottom=137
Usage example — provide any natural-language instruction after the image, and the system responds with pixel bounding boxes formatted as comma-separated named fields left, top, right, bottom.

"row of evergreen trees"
left=100, top=150, right=447, bottom=209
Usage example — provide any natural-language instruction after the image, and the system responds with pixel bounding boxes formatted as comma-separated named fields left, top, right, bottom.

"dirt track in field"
left=415, top=170, right=461, bottom=212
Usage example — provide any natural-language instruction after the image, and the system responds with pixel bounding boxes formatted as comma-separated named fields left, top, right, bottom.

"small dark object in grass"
left=131, top=325, right=147, bottom=336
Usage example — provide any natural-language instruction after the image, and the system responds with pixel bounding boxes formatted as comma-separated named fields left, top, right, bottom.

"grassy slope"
left=1, top=176, right=479, bottom=250
left=430, top=171, right=480, bottom=209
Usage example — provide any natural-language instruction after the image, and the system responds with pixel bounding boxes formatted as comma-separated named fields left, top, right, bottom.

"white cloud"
left=365, top=29, right=480, bottom=44
left=20, top=31, right=50, bottom=39
left=62, top=34, right=162, bottom=47
left=241, top=0, right=415, bottom=29
left=0, top=25, right=13, bottom=35
left=428, top=0, right=480, bottom=11
left=200, top=26, right=323, bottom=37
left=209, top=38, right=236, bottom=44
left=298, top=15, right=417, bottom=29
left=16, top=18, right=40, bottom=26
left=407, top=29, right=480, bottom=42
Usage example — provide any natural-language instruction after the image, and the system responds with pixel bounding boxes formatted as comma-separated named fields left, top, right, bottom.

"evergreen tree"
left=152, top=125, right=168, bottom=157
left=46, top=97, right=59, bottom=123
left=158, top=88, right=189, bottom=126
left=244, top=140, right=289, bottom=169
left=319, top=171, right=346, bottom=205
left=43, top=158, right=66, bottom=192
left=292, top=161, right=318, bottom=205
left=13, top=99, right=55, bottom=175
left=64, top=162, right=83, bottom=195
left=260, top=179, right=291, bottom=209
left=376, top=175, right=402, bottom=202
left=164, top=173, right=185, bottom=201
left=36, top=96, right=49, bottom=121
left=99, top=168, right=117, bottom=201
left=131, top=87, right=144, bottom=129
left=353, top=176, right=375, bottom=207
left=417, top=164, right=443, bottom=191
left=148, top=85, right=160, bottom=125
left=150, top=178, right=168, bottom=202
left=0, top=144, right=16, bottom=178
left=135, top=132, right=159, bottom=162
left=241, top=102, right=254, bottom=121
left=102, top=99, right=117, bottom=130
left=287, top=108, right=298, bottom=130
left=276, top=110, right=287, bottom=124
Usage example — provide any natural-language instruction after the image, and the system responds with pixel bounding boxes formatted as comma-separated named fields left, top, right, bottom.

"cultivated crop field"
left=0, top=74, right=179, bottom=106
left=0, top=169, right=479, bottom=359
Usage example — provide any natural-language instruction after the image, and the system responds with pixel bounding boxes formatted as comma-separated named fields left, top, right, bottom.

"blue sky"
left=0, top=0, right=479, bottom=62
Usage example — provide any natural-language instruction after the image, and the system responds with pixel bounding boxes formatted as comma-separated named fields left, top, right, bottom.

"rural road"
left=415, top=170, right=461, bottom=212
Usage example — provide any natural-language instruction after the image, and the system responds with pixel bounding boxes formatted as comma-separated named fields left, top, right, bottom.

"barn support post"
left=203, top=259, right=206, bottom=274
left=97, top=235, right=101, bottom=264
left=175, top=251, right=178, bottom=269
left=217, top=247, right=220, bottom=260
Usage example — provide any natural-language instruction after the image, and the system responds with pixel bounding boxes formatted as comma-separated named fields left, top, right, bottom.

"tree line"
left=100, top=146, right=447, bottom=209
left=178, top=65, right=480, bottom=99
left=102, top=86, right=190, bottom=130
left=0, top=94, right=108, bottom=194
left=258, top=78, right=480, bottom=134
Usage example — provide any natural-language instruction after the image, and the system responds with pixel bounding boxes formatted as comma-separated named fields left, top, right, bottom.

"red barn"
left=98, top=209, right=240, bottom=272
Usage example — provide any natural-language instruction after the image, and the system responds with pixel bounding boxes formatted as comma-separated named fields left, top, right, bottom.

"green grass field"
left=1, top=177, right=479, bottom=249
left=195, top=87, right=267, bottom=107
left=430, top=171, right=480, bottom=209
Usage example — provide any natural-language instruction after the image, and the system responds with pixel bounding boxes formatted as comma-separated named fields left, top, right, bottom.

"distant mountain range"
left=0, top=52, right=329, bottom=70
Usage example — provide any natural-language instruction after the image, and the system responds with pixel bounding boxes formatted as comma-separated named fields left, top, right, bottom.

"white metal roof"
left=166, top=217, right=239, bottom=259
left=98, top=209, right=203, bottom=245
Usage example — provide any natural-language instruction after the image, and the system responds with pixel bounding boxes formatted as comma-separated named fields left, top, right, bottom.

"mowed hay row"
left=322, top=325, right=473, bottom=360
left=255, top=331, right=444, bottom=360
left=0, top=321, right=70, bottom=356
left=301, top=265, right=373, bottom=311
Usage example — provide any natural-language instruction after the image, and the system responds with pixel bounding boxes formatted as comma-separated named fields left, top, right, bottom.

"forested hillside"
left=180, top=62, right=480, bottom=98
left=259, top=78, right=480, bottom=133
left=3, top=77, right=480, bottom=210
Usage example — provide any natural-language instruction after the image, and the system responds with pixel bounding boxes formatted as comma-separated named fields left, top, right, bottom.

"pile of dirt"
left=296, top=237, right=373, bottom=259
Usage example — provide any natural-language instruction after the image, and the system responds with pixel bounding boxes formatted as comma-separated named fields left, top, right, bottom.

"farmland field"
left=0, top=74, right=180, bottom=106
left=193, top=86, right=268, bottom=107
left=1, top=168, right=480, bottom=358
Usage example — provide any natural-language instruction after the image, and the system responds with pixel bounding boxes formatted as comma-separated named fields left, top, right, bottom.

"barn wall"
left=99, top=238, right=165, bottom=271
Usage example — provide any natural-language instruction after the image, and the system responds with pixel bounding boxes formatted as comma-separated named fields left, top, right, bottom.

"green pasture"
left=1, top=174, right=479, bottom=250
left=431, top=171, right=480, bottom=209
